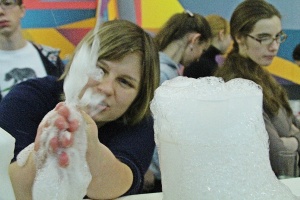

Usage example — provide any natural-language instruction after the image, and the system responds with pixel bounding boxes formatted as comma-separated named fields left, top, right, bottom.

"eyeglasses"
left=0, top=0, right=17, bottom=10
left=246, top=32, right=287, bottom=46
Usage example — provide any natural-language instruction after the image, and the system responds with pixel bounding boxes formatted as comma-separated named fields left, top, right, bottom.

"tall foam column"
left=150, top=76, right=297, bottom=200
left=0, top=127, right=16, bottom=200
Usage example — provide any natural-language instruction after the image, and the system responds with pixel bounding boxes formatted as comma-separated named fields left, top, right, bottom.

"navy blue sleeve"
left=0, top=76, right=62, bottom=161
left=99, top=117, right=155, bottom=195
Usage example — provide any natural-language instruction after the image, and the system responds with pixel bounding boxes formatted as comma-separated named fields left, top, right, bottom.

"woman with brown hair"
left=0, top=19, right=160, bottom=199
left=214, top=0, right=300, bottom=176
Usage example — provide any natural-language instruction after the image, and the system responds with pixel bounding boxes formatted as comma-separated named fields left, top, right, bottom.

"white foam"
left=30, top=36, right=104, bottom=199
left=151, top=76, right=298, bottom=200
left=32, top=107, right=91, bottom=200
left=0, top=127, right=16, bottom=200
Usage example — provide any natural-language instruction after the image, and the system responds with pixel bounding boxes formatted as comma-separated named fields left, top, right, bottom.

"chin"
left=259, top=59, right=274, bottom=67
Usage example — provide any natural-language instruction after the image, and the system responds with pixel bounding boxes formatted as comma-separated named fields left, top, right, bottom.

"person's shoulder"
left=104, top=115, right=154, bottom=132
left=30, top=42, right=63, bottom=65
left=15, top=75, right=63, bottom=95
left=31, top=42, right=60, bottom=54
left=20, top=75, right=60, bottom=85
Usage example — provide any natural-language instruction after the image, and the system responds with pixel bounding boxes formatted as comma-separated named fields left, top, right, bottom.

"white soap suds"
left=151, top=76, right=298, bottom=200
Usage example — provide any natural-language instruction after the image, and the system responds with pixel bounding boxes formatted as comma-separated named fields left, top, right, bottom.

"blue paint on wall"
left=21, top=10, right=96, bottom=28
left=279, top=30, right=300, bottom=62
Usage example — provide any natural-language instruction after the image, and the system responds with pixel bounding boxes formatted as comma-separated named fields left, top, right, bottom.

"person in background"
left=183, top=14, right=232, bottom=78
left=146, top=10, right=212, bottom=193
left=0, top=19, right=160, bottom=199
left=214, top=0, right=300, bottom=177
left=292, top=44, right=300, bottom=66
left=0, top=0, right=64, bottom=100
left=154, top=10, right=212, bottom=85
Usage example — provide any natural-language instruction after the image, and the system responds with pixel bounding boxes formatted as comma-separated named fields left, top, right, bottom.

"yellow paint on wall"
left=58, top=18, right=96, bottom=29
left=22, top=29, right=75, bottom=61
left=141, top=0, right=184, bottom=30
left=266, top=56, right=300, bottom=84
left=108, top=0, right=118, bottom=20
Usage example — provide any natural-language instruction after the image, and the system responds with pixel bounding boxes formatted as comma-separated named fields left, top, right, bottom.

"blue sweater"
left=0, top=75, right=155, bottom=195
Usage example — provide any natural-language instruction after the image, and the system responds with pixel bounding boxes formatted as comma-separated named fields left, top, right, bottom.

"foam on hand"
left=16, top=34, right=105, bottom=200
left=32, top=109, right=92, bottom=200
left=150, top=76, right=298, bottom=200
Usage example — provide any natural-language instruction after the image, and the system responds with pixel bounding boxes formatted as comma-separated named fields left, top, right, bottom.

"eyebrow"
left=255, top=30, right=283, bottom=37
left=97, top=60, right=140, bottom=83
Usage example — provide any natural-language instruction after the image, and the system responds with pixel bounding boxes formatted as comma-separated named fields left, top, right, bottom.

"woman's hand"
left=34, top=102, right=79, bottom=167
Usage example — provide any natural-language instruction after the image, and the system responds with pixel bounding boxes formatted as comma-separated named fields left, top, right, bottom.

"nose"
left=0, top=5, right=4, bottom=13
left=96, top=76, right=114, bottom=96
left=269, top=39, right=280, bottom=51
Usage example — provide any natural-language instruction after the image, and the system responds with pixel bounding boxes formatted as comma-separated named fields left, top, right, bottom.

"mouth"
left=0, top=21, right=9, bottom=27
left=97, top=103, right=108, bottom=111
left=264, top=55, right=275, bottom=60
left=87, top=102, right=109, bottom=117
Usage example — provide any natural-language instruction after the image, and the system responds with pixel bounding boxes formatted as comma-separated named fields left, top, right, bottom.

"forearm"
left=9, top=152, right=36, bottom=200
left=86, top=141, right=133, bottom=199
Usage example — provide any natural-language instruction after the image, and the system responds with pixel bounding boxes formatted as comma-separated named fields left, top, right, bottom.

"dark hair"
left=16, top=0, right=22, bottom=5
left=154, top=11, right=212, bottom=51
left=230, top=0, right=281, bottom=54
left=214, top=0, right=292, bottom=117
left=293, top=44, right=300, bottom=61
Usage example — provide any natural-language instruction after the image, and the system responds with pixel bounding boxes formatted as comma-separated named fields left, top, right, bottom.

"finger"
left=80, top=110, right=98, bottom=144
left=34, top=110, right=57, bottom=151
left=54, top=116, right=69, bottom=130
left=80, top=110, right=96, bottom=127
left=56, top=103, right=70, bottom=119
left=58, top=151, right=69, bottom=167
left=59, top=131, right=74, bottom=148
left=68, top=119, right=79, bottom=132
left=54, top=102, right=65, bottom=111
left=49, top=136, right=59, bottom=153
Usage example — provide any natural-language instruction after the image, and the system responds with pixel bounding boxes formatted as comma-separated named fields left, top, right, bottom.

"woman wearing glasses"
left=214, top=0, right=300, bottom=177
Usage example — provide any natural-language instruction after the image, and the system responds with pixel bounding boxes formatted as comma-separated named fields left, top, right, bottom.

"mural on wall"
left=22, top=0, right=117, bottom=61
left=22, top=0, right=300, bottom=85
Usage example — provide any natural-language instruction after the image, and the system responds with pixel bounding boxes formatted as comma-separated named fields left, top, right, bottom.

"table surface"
left=114, top=177, right=300, bottom=200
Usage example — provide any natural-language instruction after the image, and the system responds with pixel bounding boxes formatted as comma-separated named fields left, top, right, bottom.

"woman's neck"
left=162, top=40, right=188, bottom=64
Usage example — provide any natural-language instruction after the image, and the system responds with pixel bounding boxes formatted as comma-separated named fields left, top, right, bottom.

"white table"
left=115, top=178, right=300, bottom=200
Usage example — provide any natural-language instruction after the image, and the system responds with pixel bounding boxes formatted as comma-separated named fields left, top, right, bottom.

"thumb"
left=80, top=110, right=98, bottom=142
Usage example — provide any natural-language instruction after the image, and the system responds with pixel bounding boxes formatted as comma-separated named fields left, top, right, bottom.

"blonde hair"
left=61, top=20, right=160, bottom=125
left=205, top=14, right=230, bottom=38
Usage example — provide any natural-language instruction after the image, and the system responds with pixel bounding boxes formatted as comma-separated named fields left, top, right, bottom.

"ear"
left=19, top=5, right=26, bottom=19
left=189, top=33, right=201, bottom=45
left=218, top=30, right=225, bottom=41
left=235, top=34, right=245, bottom=46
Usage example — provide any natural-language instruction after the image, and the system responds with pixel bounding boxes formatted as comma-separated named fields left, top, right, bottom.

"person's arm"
left=83, top=112, right=133, bottom=199
left=263, top=112, right=299, bottom=175
left=9, top=104, right=134, bottom=200
left=9, top=153, right=36, bottom=200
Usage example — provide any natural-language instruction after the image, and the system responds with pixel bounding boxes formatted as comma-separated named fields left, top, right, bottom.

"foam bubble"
left=151, top=76, right=298, bottom=200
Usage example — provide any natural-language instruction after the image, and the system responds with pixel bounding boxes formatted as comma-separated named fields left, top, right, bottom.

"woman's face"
left=238, top=16, right=282, bottom=66
left=85, top=52, right=141, bottom=124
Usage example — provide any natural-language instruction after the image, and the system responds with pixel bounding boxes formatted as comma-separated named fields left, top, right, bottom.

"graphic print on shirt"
left=5, top=68, right=37, bottom=84
left=1, top=67, right=38, bottom=97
